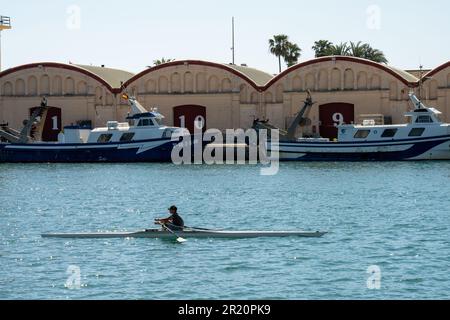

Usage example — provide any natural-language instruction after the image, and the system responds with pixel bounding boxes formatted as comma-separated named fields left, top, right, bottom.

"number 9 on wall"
left=333, top=113, right=345, bottom=127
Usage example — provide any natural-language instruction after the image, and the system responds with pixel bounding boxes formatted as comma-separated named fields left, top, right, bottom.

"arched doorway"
left=174, top=105, right=207, bottom=134
left=29, top=107, right=62, bottom=142
left=319, top=103, right=355, bottom=140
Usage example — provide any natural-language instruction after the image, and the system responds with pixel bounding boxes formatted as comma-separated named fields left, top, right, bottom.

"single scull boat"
left=41, top=228, right=327, bottom=239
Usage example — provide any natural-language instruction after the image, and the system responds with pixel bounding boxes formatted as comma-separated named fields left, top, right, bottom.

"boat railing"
left=362, top=120, right=376, bottom=126
left=296, top=137, right=330, bottom=143
left=107, top=122, right=130, bottom=130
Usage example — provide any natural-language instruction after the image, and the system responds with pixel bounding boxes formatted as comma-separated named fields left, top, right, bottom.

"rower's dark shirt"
left=171, top=213, right=184, bottom=227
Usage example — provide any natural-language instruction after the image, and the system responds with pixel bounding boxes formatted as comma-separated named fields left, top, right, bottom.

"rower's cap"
left=169, top=205, right=178, bottom=212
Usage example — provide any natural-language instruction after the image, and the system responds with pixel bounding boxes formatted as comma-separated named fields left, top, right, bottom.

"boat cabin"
left=58, top=97, right=178, bottom=144
left=126, top=112, right=165, bottom=128
left=337, top=93, right=450, bottom=143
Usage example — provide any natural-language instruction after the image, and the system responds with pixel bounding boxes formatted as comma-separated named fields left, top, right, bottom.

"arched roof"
left=123, top=60, right=272, bottom=91
left=423, top=61, right=450, bottom=80
left=225, top=64, right=273, bottom=86
left=2, top=58, right=449, bottom=94
left=263, top=56, right=419, bottom=90
left=75, top=64, right=135, bottom=89
left=0, top=62, right=135, bottom=93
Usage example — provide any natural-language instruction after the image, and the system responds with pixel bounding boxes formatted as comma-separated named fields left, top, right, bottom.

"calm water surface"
left=1, top=162, right=450, bottom=300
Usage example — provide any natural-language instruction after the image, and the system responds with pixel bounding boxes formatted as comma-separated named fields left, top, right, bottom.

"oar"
left=185, top=226, right=212, bottom=231
left=161, top=224, right=187, bottom=243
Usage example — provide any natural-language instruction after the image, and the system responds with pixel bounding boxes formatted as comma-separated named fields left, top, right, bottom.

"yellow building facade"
left=1, top=57, right=449, bottom=141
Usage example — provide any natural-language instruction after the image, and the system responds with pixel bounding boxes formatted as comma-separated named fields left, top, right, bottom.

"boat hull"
left=41, top=229, right=327, bottom=239
left=0, top=138, right=179, bottom=163
left=269, top=135, right=450, bottom=161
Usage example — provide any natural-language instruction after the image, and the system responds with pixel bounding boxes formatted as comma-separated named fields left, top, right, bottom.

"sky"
left=1, top=0, right=449, bottom=75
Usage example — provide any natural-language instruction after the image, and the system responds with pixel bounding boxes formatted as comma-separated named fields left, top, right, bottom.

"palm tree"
left=312, top=40, right=333, bottom=58
left=363, top=47, right=388, bottom=64
left=311, top=39, right=389, bottom=63
left=348, top=41, right=388, bottom=64
left=284, top=43, right=302, bottom=67
left=349, top=41, right=367, bottom=58
left=329, top=42, right=350, bottom=56
left=269, top=35, right=289, bottom=73
left=153, top=58, right=175, bottom=66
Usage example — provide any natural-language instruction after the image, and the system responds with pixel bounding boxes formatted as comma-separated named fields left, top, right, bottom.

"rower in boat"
left=154, top=205, right=185, bottom=231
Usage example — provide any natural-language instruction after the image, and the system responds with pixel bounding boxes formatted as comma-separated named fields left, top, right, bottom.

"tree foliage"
left=312, top=40, right=388, bottom=64
left=269, top=35, right=302, bottom=72
left=153, top=58, right=175, bottom=66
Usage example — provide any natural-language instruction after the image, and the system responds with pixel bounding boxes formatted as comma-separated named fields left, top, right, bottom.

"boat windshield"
left=416, top=115, right=433, bottom=123
left=434, top=114, right=442, bottom=123
left=154, top=118, right=164, bottom=126
left=138, top=119, right=154, bottom=127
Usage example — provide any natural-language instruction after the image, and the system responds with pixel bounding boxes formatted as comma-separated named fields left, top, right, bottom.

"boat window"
left=381, top=129, right=398, bottom=138
left=138, top=119, right=154, bottom=127
left=162, top=129, right=175, bottom=139
left=154, top=118, right=163, bottom=126
left=120, top=132, right=135, bottom=142
left=354, top=130, right=371, bottom=139
left=97, top=134, right=113, bottom=143
left=408, top=128, right=425, bottom=137
left=416, top=116, right=433, bottom=123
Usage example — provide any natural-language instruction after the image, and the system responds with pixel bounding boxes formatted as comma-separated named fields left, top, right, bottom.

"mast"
left=418, top=64, right=423, bottom=101
left=286, top=90, right=314, bottom=140
left=231, top=17, right=235, bottom=65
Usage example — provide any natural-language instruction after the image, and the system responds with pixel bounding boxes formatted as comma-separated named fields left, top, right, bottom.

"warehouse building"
left=1, top=56, right=449, bottom=141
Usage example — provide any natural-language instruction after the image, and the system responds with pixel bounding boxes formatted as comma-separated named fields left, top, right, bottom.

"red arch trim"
left=263, top=56, right=418, bottom=90
left=122, top=60, right=262, bottom=91
left=423, top=61, right=450, bottom=80
left=0, top=62, right=118, bottom=94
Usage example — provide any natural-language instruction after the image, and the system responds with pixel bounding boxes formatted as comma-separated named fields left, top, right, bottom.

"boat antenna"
left=418, top=64, right=424, bottom=103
